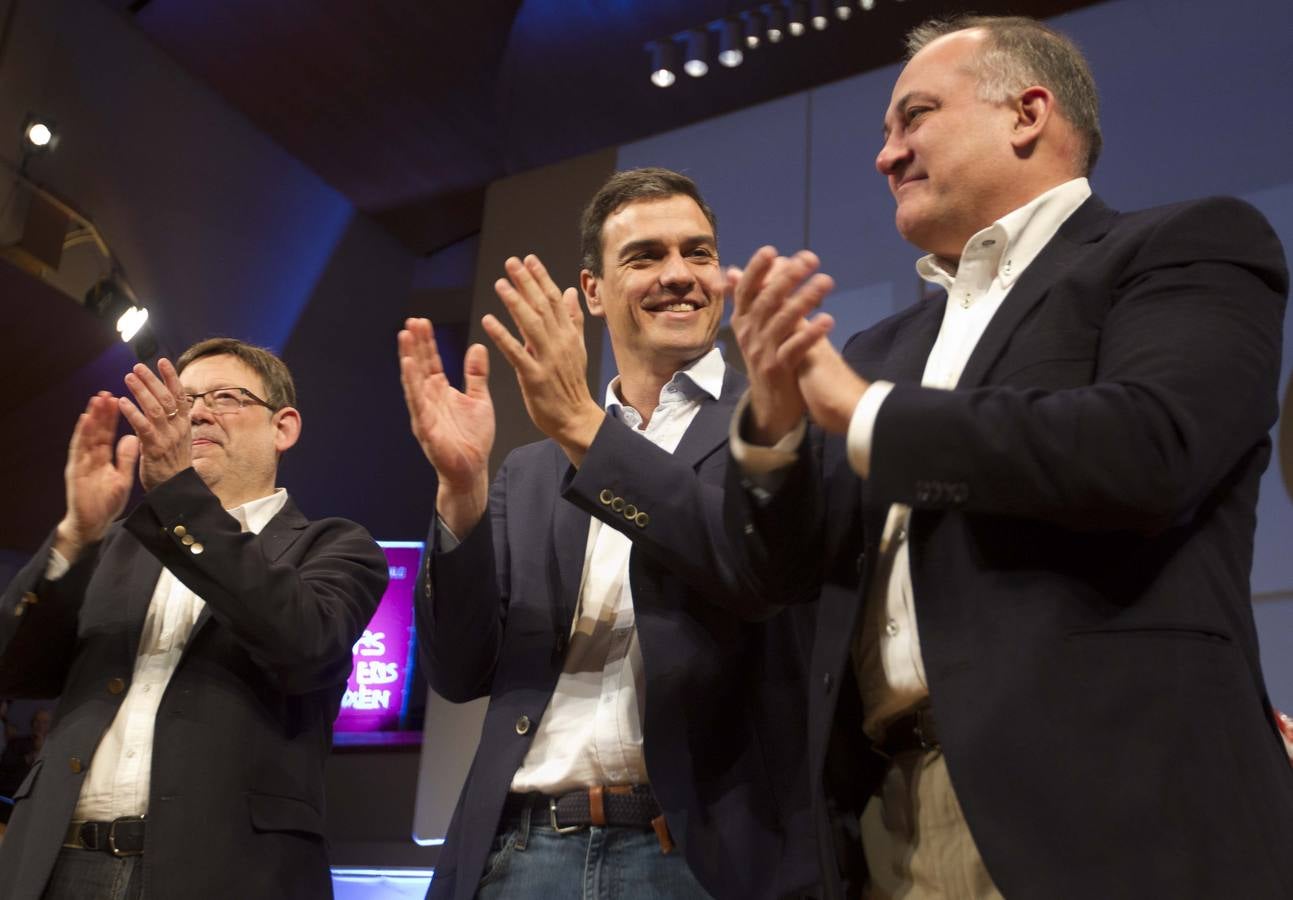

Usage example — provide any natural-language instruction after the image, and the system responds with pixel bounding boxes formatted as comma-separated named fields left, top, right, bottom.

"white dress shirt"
left=848, top=177, right=1092, bottom=735
left=509, top=347, right=726, bottom=795
left=733, top=178, right=1091, bottom=738
left=46, top=487, right=289, bottom=819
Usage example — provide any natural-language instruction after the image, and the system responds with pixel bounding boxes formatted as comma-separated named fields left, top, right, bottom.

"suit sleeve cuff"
left=846, top=380, right=895, bottom=479
left=44, top=547, right=71, bottom=581
left=730, top=388, right=806, bottom=467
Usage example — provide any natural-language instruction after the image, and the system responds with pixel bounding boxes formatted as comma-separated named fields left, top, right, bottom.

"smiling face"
left=876, top=29, right=1025, bottom=260
left=581, top=194, right=724, bottom=380
left=181, top=353, right=299, bottom=507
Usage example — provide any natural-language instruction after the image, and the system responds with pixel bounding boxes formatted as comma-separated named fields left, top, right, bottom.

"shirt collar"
left=916, top=177, right=1092, bottom=291
left=603, top=346, right=726, bottom=417
left=226, top=488, right=289, bottom=534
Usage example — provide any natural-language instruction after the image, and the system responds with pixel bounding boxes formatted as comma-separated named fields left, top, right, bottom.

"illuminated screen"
left=333, top=541, right=424, bottom=745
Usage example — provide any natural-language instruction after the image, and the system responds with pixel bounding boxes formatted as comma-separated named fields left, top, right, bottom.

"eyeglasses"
left=183, top=386, right=276, bottom=414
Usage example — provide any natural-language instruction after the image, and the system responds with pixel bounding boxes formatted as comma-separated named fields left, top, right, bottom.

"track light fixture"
left=788, top=1, right=807, bottom=36
left=684, top=29, right=710, bottom=77
left=645, top=1, right=888, bottom=86
left=812, top=0, right=831, bottom=30
left=766, top=5, right=786, bottom=43
left=718, top=19, right=744, bottom=68
left=85, top=276, right=157, bottom=360
left=650, top=39, right=678, bottom=87
left=21, top=114, right=58, bottom=156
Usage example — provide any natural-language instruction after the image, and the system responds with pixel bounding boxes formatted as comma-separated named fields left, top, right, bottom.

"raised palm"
left=398, top=319, right=494, bottom=490
left=61, top=393, right=140, bottom=548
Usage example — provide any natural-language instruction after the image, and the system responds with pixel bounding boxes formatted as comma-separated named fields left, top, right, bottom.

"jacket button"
left=69, top=757, right=84, bottom=774
left=107, top=677, right=126, bottom=695
left=599, top=489, right=614, bottom=506
left=623, top=503, right=637, bottom=520
left=515, top=715, right=531, bottom=735
left=190, top=543, right=204, bottom=555
left=610, top=497, right=625, bottom=512
left=633, top=512, right=650, bottom=529
left=822, top=672, right=833, bottom=692
left=181, top=534, right=195, bottom=546
left=173, top=525, right=187, bottom=537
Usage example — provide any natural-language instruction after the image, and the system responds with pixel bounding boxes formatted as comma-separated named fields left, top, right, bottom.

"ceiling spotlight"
left=834, top=0, right=854, bottom=19
left=766, top=5, right=785, bottom=43
left=684, top=29, right=709, bottom=78
left=812, top=0, right=831, bottom=29
left=718, top=19, right=744, bottom=68
left=117, top=305, right=149, bottom=342
left=788, top=1, right=807, bottom=37
left=744, top=11, right=763, bottom=48
left=21, top=114, right=58, bottom=154
left=860, top=0, right=876, bottom=9
left=649, top=39, right=678, bottom=87
left=86, top=276, right=157, bottom=359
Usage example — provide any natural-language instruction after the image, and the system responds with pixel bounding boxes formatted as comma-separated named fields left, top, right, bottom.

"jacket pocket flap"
left=247, top=792, right=324, bottom=836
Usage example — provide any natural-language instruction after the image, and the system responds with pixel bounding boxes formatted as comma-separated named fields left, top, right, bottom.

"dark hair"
left=175, top=337, right=296, bottom=410
left=907, top=15, right=1102, bottom=174
left=579, top=167, right=718, bottom=276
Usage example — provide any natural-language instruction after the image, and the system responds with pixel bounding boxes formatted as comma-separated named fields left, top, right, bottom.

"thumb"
left=116, top=434, right=140, bottom=483
left=463, top=343, right=491, bottom=401
left=562, top=287, right=584, bottom=330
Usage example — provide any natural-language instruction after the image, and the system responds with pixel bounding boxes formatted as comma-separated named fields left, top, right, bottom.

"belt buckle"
left=108, top=816, right=145, bottom=857
left=548, top=798, right=585, bottom=834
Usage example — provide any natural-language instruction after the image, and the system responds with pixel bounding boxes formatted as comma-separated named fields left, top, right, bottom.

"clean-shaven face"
left=876, top=29, right=1021, bottom=259
left=586, top=194, right=724, bottom=371
left=181, top=354, right=282, bottom=502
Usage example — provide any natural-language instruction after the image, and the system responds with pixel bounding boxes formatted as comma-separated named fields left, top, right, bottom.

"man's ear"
left=272, top=407, right=302, bottom=454
left=580, top=269, right=606, bottom=319
left=1010, top=85, right=1055, bottom=153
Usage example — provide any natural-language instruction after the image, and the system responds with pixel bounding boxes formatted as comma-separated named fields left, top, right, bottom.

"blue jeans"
left=41, top=847, right=144, bottom=900
left=475, top=800, right=713, bottom=900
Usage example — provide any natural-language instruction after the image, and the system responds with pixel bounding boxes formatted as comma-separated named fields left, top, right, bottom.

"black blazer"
left=419, top=367, right=818, bottom=900
left=727, top=196, right=1293, bottom=899
left=0, top=468, right=387, bottom=900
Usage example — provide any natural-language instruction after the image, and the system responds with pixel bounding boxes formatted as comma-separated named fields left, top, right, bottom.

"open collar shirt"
left=46, top=487, right=289, bottom=820
left=509, top=347, right=725, bottom=795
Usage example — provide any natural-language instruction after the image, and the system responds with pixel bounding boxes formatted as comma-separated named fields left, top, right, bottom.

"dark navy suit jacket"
left=0, top=468, right=387, bottom=900
left=727, top=196, right=1293, bottom=899
left=420, top=367, right=818, bottom=900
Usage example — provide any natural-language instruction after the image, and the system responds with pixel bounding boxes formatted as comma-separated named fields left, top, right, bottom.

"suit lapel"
left=958, top=195, right=1117, bottom=389
left=672, top=367, right=745, bottom=469
left=122, top=539, right=163, bottom=661
left=549, top=452, right=590, bottom=657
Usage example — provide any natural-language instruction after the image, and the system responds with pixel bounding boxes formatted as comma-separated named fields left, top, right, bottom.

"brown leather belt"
left=874, top=703, right=940, bottom=759
left=504, top=785, right=674, bottom=852
left=63, top=816, right=146, bottom=856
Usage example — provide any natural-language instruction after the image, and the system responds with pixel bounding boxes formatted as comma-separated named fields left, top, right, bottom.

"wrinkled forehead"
left=179, top=353, right=266, bottom=396
left=889, top=28, right=986, bottom=107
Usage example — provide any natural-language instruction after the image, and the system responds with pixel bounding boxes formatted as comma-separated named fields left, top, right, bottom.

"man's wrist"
left=53, top=519, right=90, bottom=565
left=555, top=405, right=605, bottom=468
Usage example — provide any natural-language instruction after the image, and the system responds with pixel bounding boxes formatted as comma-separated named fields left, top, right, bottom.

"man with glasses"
left=0, top=338, right=387, bottom=900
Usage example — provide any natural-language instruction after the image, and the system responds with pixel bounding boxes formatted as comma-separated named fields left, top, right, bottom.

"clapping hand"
left=482, top=254, right=604, bottom=467
left=398, top=318, right=495, bottom=535
left=54, top=393, right=140, bottom=563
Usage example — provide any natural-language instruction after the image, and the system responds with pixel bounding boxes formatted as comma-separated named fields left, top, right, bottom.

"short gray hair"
left=907, top=15, right=1102, bottom=175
